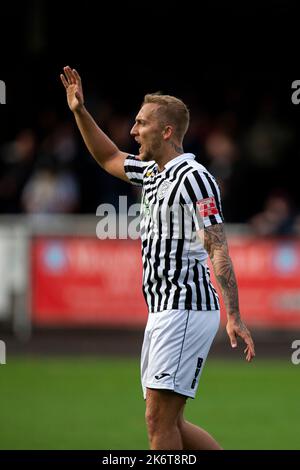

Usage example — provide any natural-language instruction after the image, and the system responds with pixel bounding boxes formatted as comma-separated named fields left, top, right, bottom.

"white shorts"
left=141, top=309, right=220, bottom=399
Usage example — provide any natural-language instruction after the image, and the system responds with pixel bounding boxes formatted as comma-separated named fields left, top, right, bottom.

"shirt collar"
left=163, top=153, right=195, bottom=170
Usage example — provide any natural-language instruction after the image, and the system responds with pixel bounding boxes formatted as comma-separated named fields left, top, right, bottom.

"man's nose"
left=130, top=124, right=137, bottom=136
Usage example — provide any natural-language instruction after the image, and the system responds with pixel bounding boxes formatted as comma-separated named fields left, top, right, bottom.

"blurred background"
left=0, top=0, right=300, bottom=450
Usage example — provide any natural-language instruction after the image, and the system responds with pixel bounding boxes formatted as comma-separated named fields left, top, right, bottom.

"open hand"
left=226, top=316, right=255, bottom=362
left=60, top=66, right=84, bottom=112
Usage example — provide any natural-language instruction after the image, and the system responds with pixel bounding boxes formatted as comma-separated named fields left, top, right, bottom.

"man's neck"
left=156, top=144, right=184, bottom=172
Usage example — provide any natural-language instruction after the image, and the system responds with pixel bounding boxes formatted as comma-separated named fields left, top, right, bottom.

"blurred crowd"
left=0, top=94, right=300, bottom=236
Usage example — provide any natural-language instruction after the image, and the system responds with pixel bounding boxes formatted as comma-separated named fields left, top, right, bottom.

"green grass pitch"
left=0, top=357, right=299, bottom=449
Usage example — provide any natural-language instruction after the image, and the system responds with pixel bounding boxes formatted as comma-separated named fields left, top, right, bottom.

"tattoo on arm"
left=167, top=141, right=183, bottom=153
left=204, top=223, right=240, bottom=320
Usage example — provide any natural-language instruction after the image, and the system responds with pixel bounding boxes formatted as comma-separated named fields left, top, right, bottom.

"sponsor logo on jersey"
left=197, top=197, right=219, bottom=218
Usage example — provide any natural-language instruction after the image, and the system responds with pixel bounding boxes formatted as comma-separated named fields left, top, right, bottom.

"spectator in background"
left=203, top=115, right=241, bottom=222
left=292, top=214, right=300, bottom=237
left=243, top=96, right=294, bottom=170
left=0, top=129, right=36, bottom=213
left=105, top=114, right=141, bottom=207
left=249, top=190, right=295, bottom=236
left=205, top=128, right=238, bottom=196
left=21, top=157, right=80, bottom=214
left=184, top=112, right=212, bottom=158
left=21, top=122, right=80, bottom=214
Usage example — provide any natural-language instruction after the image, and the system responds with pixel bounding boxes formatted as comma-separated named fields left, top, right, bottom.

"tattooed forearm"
left=203, top=223, right=228, bottom=253
left=213, top=251, right=240, bottom=318
left=168, top=141, right=183, bottom=153
left=204, top=224, right=240, bottom=320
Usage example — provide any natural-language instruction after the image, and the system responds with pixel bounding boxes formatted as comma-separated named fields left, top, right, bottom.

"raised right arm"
left=60, top=66, right=129, bottom=182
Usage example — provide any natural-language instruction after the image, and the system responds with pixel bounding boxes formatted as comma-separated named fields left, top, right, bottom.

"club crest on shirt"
left=157, top=180, right=171, bottom=200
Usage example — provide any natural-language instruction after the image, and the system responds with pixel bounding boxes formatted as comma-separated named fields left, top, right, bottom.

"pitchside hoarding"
left=31, top=238, right=147, bottom=326
left=31, top=236, right=300, bottom=328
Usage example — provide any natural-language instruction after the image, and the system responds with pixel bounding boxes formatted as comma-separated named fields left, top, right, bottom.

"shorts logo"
left=155, top=373, right=171, bottom=380
left=197, top=197, right=219, bottom=218
left=157, top=180, right=171, bottom=200
left=191, top=357, right=203, bottom=389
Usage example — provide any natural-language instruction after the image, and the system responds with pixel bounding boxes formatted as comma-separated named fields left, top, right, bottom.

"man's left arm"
left=204, top=223, right=255, bottom=362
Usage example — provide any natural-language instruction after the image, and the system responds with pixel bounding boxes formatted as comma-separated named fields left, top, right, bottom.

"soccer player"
left=60, top=66, right=255, bottom=450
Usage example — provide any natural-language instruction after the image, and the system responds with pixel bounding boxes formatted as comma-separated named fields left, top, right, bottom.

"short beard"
left=140, top=136, right=162, bottom=162
left=140, top=151, right=154, bottom=162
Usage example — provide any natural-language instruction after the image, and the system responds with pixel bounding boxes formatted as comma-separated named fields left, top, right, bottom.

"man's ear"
left=162, top=125, right=173, bottom=140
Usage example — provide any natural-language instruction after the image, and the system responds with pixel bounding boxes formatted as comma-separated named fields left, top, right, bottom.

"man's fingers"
left=246, top=349, right=251, bottom=362
left=247, top=348, right=255, bottom=362
left=228, top=321, right=255, bottom=361
left=64, top=66, right=75, bottom=84
left=72, top=68, right=81, bottom=84
left=63, top=66, right=72, bottom=83
left=228, top=331, right=237, bottom=348
left=245, top=335, right=255, bottom=354
left=239, top=329, right=255, bottom=352
left=244, top=343, right=255, bottom=361
left=60, top=74, right=68, bottom=89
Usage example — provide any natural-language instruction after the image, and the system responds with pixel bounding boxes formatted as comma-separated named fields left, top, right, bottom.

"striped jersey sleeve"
left=124, top=155, right=148, bottom=186
left=181, top=170, right=224, bottom=229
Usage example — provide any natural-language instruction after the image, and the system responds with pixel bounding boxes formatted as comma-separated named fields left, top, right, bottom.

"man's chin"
left=139, top=151, right=153, bottom=162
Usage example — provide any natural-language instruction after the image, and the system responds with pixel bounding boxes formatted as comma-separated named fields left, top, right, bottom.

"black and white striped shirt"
left=124, top=153, right=224, bottom=312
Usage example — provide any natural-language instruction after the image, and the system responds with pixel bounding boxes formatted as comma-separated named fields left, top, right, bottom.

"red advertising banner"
left=31, top=238, right=147, bottom=326
left=209, top=236, right=300, bottom=328
left=31, top=236, right=300, bottom=328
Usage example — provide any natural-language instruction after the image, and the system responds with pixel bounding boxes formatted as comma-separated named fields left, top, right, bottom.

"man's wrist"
left=73, top=104, right=86, bottom=116
left=227, top=312, right=241, bottom=321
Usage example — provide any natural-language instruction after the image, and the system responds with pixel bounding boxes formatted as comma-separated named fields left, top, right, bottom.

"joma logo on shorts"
left=155, top=373, right=170, bottom=380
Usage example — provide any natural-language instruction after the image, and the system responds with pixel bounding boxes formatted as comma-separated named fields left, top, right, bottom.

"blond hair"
left=142, top=93, right=190, bottom=142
